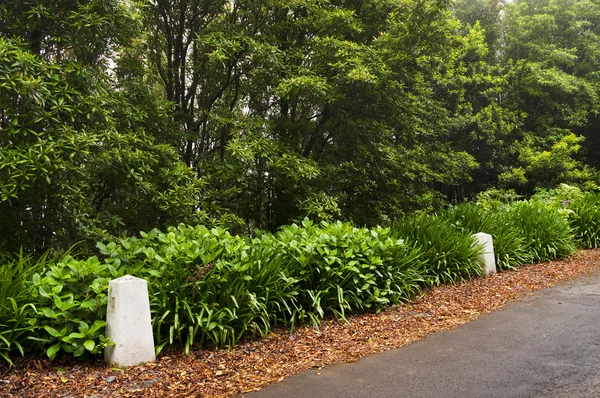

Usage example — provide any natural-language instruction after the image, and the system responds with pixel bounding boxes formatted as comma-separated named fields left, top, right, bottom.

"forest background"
left=2, top=0, right=600, bottom=257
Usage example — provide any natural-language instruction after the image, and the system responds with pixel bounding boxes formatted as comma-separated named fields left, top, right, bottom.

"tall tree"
left=0, top=1, right=206, bottom=254
left=136, top=0, right=484, bottom=228
left=0, top=0, right=137, bottom=66
left=453, top=0, right=506, bottom=63
left=499, top=0, right=600, bottom=191
left=432, top=21, right=523, bottom=201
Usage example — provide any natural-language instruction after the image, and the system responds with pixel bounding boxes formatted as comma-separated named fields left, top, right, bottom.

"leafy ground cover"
left=3, top=187, right=600, bottom=366
left=2, top=249, right=599, bottom=397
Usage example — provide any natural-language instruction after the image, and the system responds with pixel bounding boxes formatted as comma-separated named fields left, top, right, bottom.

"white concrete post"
left=472, top=232, right=497, bottom=276
left=104, top=275, right=155, bottom=367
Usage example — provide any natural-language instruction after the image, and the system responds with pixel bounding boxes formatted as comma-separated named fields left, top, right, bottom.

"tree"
left=0, top=38, right=204, bottom=254
left=499, top=0, right=600, bottom=191
left=432, top=21, right=523, bottom=200
left=136, top=0, right=482, bottom=228
left=0, top=0, right=138, bottom=66
left=452, top=0, right=506, bottom=63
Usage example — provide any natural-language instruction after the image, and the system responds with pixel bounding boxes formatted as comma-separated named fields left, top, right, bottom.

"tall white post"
left=473, top=232, right=497, bottom=276
left=104, top=275, right=155, bottom=367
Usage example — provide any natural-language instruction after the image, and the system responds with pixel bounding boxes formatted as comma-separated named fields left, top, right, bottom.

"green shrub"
left=97, top=224, right=300, bottom=352
left=0, top=251, right=48, bottom=365
left=30, top=255, right=113, bottom=360
left=2, top=192, right=587, bottom=364
left=530, top=184, right=584, bottom=209
left=442, top=203, right=531, bottom=270
left=444, top=200, right=575, bottom=268
left=570, top=193, right=600, bottom=248
left=442, top=202, right=492, bottom=233
left=389, top=215, right=483, bottom=285
left=0, top=247, right=112, bottom=363
left=94, top=221, right=425, bottom=351
left=475, top=188, right=522, bottom=211
left=267, top=220, right=426, bottom=323
left=490, top=222, right=532, bottom=270
left=504, top=201, right=575, bottom=262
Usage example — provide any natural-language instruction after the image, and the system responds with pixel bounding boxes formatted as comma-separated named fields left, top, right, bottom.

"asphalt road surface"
left=245, top=269, right=600, bottom=398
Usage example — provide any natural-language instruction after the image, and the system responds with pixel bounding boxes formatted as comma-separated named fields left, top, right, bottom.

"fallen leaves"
left=2, top=249, right=599, bottom=398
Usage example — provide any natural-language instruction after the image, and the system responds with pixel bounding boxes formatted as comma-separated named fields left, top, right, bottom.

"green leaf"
left=80, top=299, right=97, bottom=309
left=73, top=346, right=85, bottom=357
left=42, top=308, right=58, bottom=318
left=53, top=294, right=64, bottom=311
left=43, top=326, right=62, bottom=338
left=46, top=344, right=61, bottom=360
left=88, top=320, right=106, bottom=334
left=83, top=340, right=95, bottom=351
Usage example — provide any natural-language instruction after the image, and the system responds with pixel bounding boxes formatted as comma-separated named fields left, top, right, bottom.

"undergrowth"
left=1, top=186, right=599, bottom=364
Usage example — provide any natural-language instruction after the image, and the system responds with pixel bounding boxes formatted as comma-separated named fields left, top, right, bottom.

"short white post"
left=104, top=275, right=155, bottom=367
left=472, top=232, right=497, bottom=276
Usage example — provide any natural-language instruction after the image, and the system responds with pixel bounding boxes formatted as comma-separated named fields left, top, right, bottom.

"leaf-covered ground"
left=3, top=249, right=600, bottom=398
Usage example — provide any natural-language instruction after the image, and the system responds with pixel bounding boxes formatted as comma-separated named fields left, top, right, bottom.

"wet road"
left=245, top=270, right=600, bottom=398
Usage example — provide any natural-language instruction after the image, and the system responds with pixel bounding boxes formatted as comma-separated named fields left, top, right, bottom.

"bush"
left=389, top=215, right=483, bottom=285
left=97, top=225, right=296, bottom=352
left=444, top=199, right=577, bottom=268
left=3, top=191, right=597, bottom=364
left=442, top=203, right=531, bottom=270
left=570, top=193, right=600, bottom=248
left=265, top=220, right=426, bottom=324
left=0, top=251, right=48, bottom=365
left=529, top=184, right=584, bottom=209
left=504, top=201, right=575, bottom=262
left=30, top=255, right=112, bottom=360
left=77, top=221, right=428, bottom=352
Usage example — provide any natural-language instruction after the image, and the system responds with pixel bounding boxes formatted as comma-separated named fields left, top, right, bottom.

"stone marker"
left=472, top=232, right=497, bottom=276
left=104, top=275, right=155, bottom=367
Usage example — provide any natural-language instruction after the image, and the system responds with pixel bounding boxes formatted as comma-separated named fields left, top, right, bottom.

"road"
left=245, top=269, right=600, bottom=398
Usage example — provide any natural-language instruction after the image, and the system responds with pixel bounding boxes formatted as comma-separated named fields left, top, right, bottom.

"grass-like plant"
left=389, top=214, right=483, bottom=286
left=569, top=193, right=600, bottom=248
left=0, top=250, right=48, bottom=365
left=442, top=203, right=531, bottom=270
left=504, top=201, right=575, bottom=262
left=444, top=200, right=576, bottom=268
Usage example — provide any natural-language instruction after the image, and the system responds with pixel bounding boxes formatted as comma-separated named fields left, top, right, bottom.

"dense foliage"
left=3, top=0, right=600, bottom=256
left=3, top=0, right=600, bottom=365
left=4, top=188, right=600, bottom=365
left=0, top=38, right=206, bottom=255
